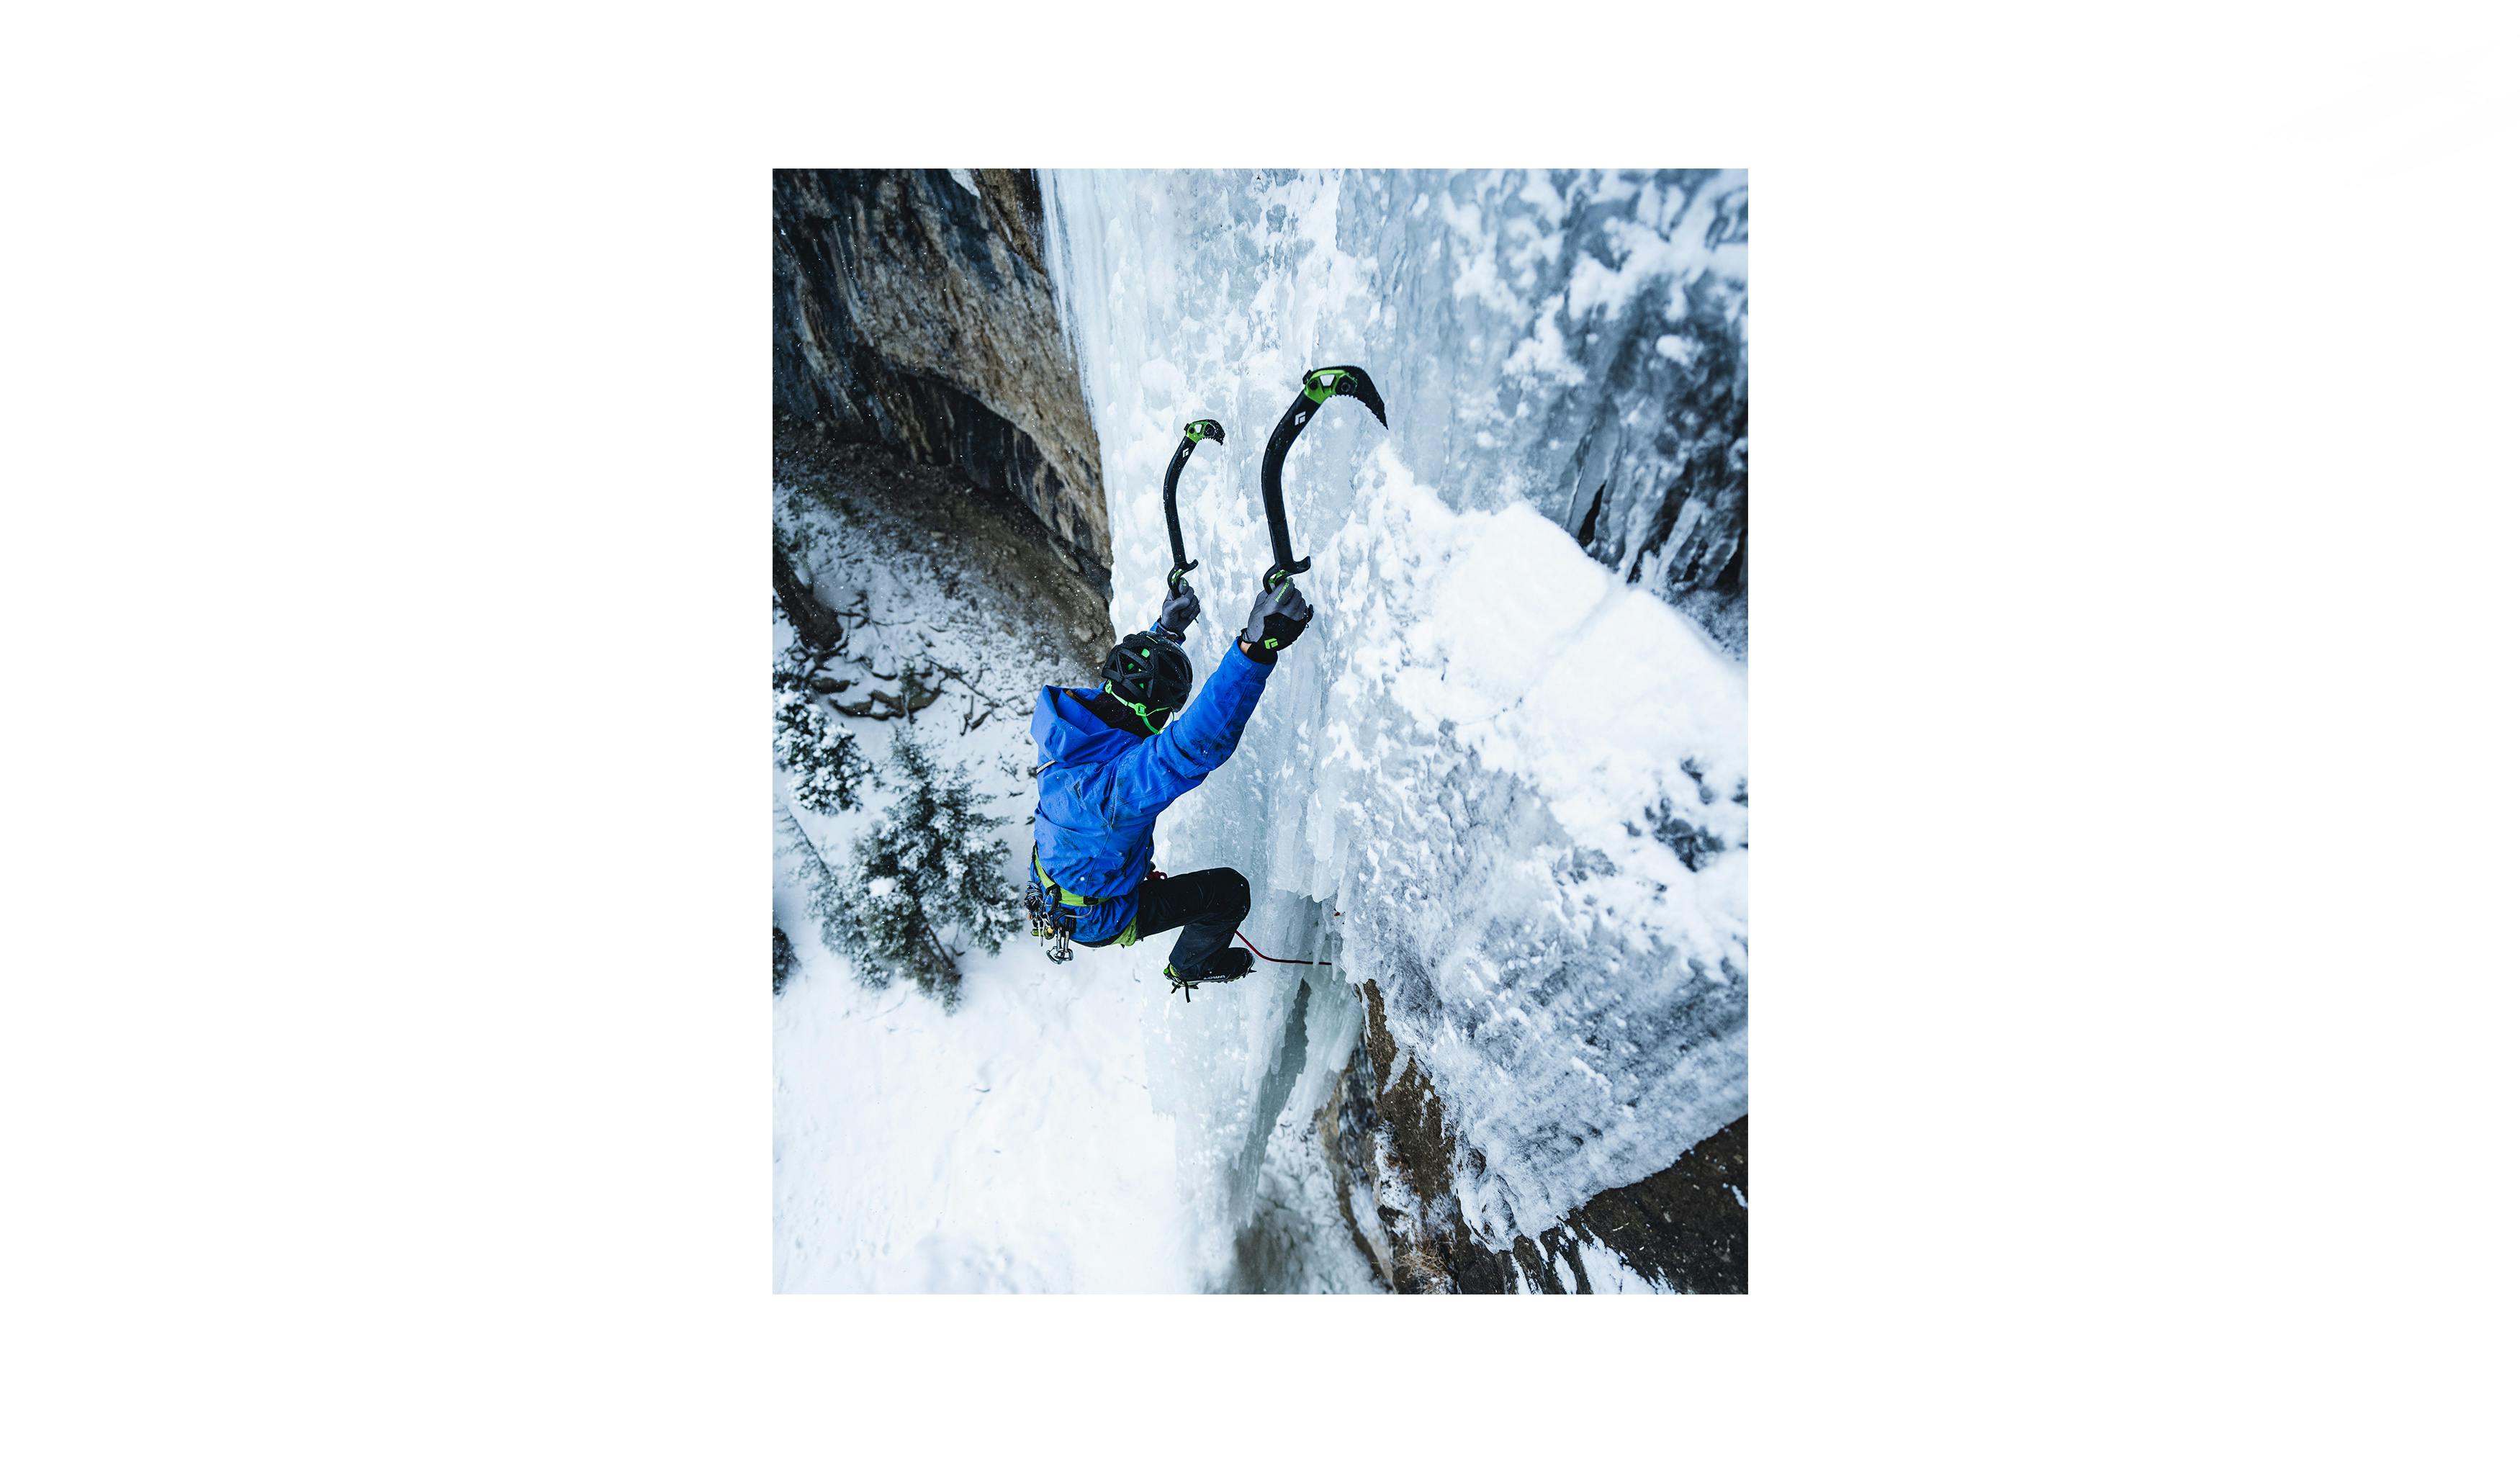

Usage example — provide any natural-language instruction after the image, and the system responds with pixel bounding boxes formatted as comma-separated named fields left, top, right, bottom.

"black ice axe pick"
left=1162, top=418, right=1225, bottom=591
left=1258, top=365, right=1386, bottom=589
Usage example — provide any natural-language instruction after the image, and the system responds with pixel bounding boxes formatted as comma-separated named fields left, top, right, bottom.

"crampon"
left=1164, top=947, right=1255, bottom=1002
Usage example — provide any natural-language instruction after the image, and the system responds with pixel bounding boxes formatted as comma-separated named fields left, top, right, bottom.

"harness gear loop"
left=1028, top=850, right=1115, bottom=964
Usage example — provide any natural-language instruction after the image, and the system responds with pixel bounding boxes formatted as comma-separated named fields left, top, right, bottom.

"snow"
left=1503, top=297, right=1588, bottom=386
left=1564, top=199, right=1738, bottom=320
left=1576, top=1241, right=1657, bottom=1295
left=772, top=915, right=1183, bottom=1291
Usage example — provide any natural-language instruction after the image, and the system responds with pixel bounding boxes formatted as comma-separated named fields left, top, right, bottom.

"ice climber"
left=1027, top=572, right=1314, bottom=999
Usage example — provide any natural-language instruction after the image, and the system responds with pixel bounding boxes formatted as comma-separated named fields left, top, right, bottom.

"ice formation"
left=1043, top=169, right=1748, bottom=1251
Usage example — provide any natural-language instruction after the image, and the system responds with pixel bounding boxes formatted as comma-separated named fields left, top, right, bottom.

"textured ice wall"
left=1043, top=170, right=1747, bottom=1246
left=1047, top=168, right=1746, bottom=650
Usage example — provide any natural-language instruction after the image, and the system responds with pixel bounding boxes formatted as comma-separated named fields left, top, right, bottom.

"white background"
left=4, top=2, right=2514, bottom=1457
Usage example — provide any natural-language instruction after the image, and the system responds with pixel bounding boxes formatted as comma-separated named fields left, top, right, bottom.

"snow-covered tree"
left=776, top=800, right=867, bottom=991
left=774, top=669, right=871, bottom=814
left=829, top=735, right=1020, bottom=1010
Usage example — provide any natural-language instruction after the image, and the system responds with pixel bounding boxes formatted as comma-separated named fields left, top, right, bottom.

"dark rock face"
left=773, top=424, right=1112, bottom=690
left=1330, top=979, right=1746, bottom=1294
left=1532, top=1117, right=1745, bottom=1292
left=1523, top=171, right=1747, bottom=655
left=773, top=536, right=845, bottom=654
left=773, top=169, right=1110, bottom=597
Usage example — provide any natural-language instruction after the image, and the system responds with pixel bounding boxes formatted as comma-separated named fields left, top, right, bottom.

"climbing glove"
left=1155, top=576, right=1200, bottom=642
left=1240, top=576, right=1313, bottom=660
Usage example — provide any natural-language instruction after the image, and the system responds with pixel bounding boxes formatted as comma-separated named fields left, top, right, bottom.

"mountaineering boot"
left=1164, top=947, right=1256, bottom=1002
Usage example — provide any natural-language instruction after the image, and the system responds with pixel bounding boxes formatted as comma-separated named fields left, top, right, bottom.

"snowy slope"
left=1043, top=170, right=1748, bottom=1248
left=773, top=917, right=1182, bottom=1290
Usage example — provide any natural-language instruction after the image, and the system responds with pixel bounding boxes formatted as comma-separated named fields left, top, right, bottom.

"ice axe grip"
left=1163, top=418, right=1224, bottom=588
left=1259, top=365, right=1385, bottom=584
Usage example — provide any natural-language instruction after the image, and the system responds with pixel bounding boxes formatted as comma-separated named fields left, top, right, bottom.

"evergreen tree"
left=773, top=923, right=798, bottom=997
left=774, top=668, right=871, bottom=814
left=776, top=801, right=875, bottom=992
left=834, top=735, right=1020, bottom=1010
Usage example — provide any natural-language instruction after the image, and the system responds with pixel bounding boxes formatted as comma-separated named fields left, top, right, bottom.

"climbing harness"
left=1027, top=848, right=1146, bottom=964
left=1258, top=365, right=1387, bottom=590
left=1161, top=418, right=1224, bottom=593
left=1025, top=850, right=1102, bottom=965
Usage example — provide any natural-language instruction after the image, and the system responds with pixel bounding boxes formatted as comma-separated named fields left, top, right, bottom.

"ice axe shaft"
left=1259, top=365, right=1386, bottom=587
left=1162, top=418, right=1224, bottom=589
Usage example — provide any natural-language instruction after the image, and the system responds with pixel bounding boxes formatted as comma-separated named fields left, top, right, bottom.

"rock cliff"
left=773, top=168, right=1110, bottom=596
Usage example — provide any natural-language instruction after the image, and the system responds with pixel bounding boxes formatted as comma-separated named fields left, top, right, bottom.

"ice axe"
left=1259, top=365, right=1386, bottom=588
left=1161, top=418, right=1225, bottom=591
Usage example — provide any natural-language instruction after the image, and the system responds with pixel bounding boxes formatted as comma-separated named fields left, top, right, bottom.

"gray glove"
left=1241, top=576, right=1313, bottom=658
left=1156, top=577, right=1200, bottom=641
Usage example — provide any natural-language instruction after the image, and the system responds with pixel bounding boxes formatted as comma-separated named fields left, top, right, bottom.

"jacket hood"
left=1031, top=685, right=1140, bottom=767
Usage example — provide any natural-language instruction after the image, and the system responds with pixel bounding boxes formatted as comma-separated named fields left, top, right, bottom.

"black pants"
left=1086, top=867, right=1248, bottom=975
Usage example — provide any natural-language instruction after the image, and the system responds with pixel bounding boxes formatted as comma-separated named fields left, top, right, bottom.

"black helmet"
left=1099, top=631, right=1192, bottom=730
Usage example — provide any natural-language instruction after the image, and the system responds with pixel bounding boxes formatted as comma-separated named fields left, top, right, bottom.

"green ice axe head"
left=1299, top=366, right=1388, bottom=426
left=1182, top=418, right=1224, bottom=445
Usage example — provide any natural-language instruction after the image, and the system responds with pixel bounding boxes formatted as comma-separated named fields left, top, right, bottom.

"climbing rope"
left=1233, top=930, right=1330, bottom=966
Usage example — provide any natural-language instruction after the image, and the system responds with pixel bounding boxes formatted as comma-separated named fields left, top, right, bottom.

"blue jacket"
left=1030, top=639, right=1274, bottom=943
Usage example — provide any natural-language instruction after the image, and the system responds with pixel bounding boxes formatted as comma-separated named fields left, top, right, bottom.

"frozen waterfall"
left=1043, top=169, right=1748, bottom=1253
